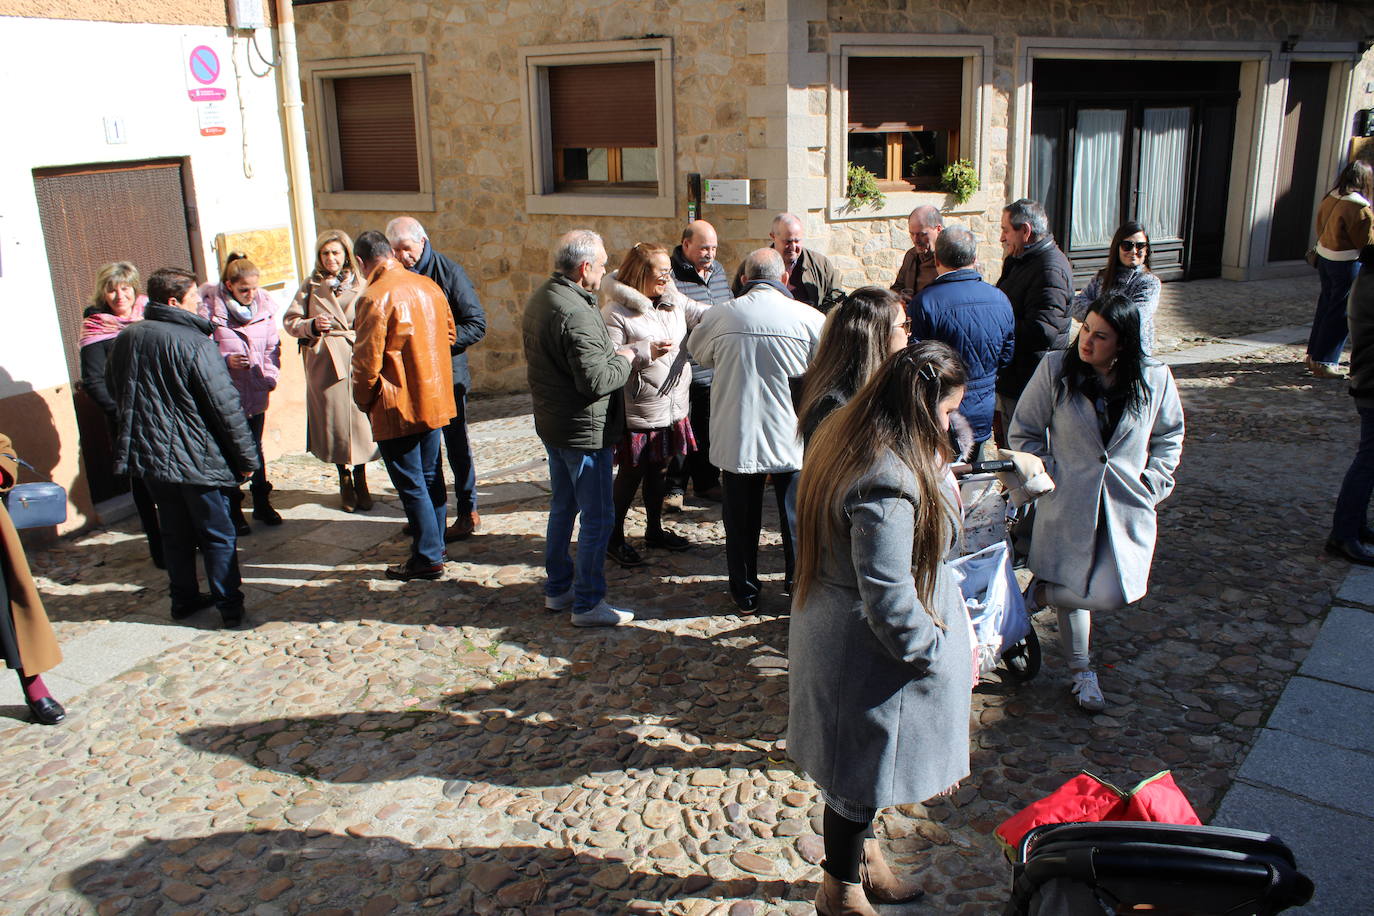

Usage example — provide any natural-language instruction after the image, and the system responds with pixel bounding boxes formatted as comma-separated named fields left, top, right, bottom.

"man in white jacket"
left=688, top=248, right=825, bottom=612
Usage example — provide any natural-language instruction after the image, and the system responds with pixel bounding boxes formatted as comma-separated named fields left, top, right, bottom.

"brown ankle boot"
left=352, top=466, right=373, bottom=511
left=860, top=837, right=924, bottom=903
left=339, top=468, right=357, bottom=513
left=814, top=871, right=879, bottom=916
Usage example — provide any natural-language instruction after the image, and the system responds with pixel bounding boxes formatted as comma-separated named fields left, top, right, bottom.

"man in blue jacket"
left=387, top=217, right=488, bottom=542
left=909, top=226, right=1015, bottom=459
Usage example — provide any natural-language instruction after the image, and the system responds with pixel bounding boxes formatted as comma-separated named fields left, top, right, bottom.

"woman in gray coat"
left=789, top=341, right=973, bottom=916
left=1009, top=293, right=1184, bottom=712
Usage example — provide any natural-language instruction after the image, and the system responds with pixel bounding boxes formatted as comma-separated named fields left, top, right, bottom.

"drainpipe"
left=275, top=0, right=316, bottom=279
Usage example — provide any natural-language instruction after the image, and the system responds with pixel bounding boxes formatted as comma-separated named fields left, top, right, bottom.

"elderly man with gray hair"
left=689, top=247, right=825, bottom=613
left=908, top=225, right=1015, bottom=458
left=386, top=217, right=488, bottom=542
left=892, top=204, right=944, bottom=301
left=994, top=198, right=1073, bottom=422
left=733, top=213, right=839, bottom=312
left=522, top=229, right=667, bottom=627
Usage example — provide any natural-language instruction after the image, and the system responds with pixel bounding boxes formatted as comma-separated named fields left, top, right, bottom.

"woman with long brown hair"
left=283, top=230, right=378, bottom=511
left=795, top=286, right=909, bottom=445
left=788, top=341, right=972, bottom=915
left=1308, top=160, right=1374, bottom=378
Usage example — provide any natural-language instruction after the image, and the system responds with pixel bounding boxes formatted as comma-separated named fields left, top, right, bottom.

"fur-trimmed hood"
left=600, top=270, right=691, bottom=315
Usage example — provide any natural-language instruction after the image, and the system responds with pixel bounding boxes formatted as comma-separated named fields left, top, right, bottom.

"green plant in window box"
left=845, top=163, right=886, bottom=210
left=940, top=159, right=980, bottom=206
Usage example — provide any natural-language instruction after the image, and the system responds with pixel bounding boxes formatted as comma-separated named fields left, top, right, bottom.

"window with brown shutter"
left=546, top=61, right=658, bottom=188
left=331, top=74, right=420, bottom=192
left=847, top=57, right=963, bottom=189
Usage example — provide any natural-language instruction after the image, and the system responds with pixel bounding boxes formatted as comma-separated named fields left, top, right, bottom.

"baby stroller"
left=950, top=460, right=1040, bottom=681
left=1004, top=821, right=1315, bottom=915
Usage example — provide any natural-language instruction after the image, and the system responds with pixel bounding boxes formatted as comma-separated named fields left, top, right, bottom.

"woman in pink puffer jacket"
left=199, top=252, right=282, bottom=533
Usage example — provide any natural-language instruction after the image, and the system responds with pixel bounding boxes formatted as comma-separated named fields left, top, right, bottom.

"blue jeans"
left=442, top=384, right=477, bottom=513
left=1332, top=406, right=1374, bottom=541
left=1309, top=257, right=1362, bottom=365
left=544, top=444, right=615, bottom=613
left=144, top=479, right=242, bottom=612
left=378, top=428, right=446, bottom=566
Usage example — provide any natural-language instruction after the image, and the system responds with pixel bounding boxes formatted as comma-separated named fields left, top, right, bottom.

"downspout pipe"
left=275, top=0, right=316, bottom=279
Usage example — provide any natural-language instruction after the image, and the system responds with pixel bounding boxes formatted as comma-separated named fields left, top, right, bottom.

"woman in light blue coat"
left=1009, top=293, right=1184, bottom=713
left=789, top=341, right=972, bottom=916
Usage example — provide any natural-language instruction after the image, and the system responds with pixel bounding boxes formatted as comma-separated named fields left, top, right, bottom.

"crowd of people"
left=10, top=194, right=1204, bottom=914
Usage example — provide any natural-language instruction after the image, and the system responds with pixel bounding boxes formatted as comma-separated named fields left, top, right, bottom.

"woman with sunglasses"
left=790, top=342, right=972, bottom=914
left=600, top=243, right=711, bottom=566
left=1070, top=220, right=1161, bottom=354
left=796, top=286, right=910, bottom=446
left=1010, top=292, right=1184, bottom=712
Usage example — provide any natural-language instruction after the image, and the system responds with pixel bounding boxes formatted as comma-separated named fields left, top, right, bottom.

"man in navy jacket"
left=387, top=217, right=488, bottom=542
left=909, top=226, right=1015, bottom=458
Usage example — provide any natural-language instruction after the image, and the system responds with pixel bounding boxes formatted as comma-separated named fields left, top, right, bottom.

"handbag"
left=1, top=457, right=68, bottom=529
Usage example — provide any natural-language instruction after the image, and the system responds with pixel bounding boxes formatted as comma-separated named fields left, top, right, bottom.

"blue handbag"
left=2, top=457, right=68, bottom=530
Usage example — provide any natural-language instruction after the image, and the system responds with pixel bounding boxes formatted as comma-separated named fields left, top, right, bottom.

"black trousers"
left=720, top=470, right=795, bottom=608
left=666, top=383, right=718, bottom=494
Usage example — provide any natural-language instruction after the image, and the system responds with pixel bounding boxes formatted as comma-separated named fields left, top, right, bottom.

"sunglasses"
left=1119, top=240, right=1149, bottom=253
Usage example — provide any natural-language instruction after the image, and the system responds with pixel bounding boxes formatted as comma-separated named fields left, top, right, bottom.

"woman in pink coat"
left=199, top=252, right=282, bottom=534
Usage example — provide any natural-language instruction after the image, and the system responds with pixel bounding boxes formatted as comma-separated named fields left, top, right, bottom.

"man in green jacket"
left=522, top=229, right=666, bottom=626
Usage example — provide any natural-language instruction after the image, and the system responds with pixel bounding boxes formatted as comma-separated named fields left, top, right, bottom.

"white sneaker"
left=570, top=600, right=634, bottom=627
left=544, top=589, right=574, bottom=612
left=1070, top=670, right=1106, bottom=712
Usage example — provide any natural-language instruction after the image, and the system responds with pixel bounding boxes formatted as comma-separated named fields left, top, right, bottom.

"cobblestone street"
left=0, top=274, right=1357, bottom=915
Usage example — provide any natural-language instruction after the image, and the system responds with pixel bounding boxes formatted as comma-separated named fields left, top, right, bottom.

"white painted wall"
left=0, top=15, right=295, bottom=400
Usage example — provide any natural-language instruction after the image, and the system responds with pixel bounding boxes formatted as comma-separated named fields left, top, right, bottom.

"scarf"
left=79, top=296, right=147, bottom=347
left=223, top=286, right=256, bottom=325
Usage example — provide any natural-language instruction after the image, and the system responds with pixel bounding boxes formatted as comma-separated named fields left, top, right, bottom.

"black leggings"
left=610, top=458, right=668, bottom=545
left=822, top=804, right=875, bottom=883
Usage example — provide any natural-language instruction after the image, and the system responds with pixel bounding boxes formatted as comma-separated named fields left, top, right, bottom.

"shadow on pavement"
left=68, top=828, right=813, bottom=913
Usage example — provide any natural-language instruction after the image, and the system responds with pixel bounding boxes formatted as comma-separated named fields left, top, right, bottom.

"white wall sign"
left=703, top=178, right=750, bottom=205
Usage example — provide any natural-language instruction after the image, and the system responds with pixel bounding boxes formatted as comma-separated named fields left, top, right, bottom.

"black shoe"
left=1325, top=537, right=1374, bottom=566
left=220, top=605, right=245, bottom=628
left=733, top=594, right=760, bottom=614
left=386, top=559, right=445, bottom=581
left=170, top=593, right=217, bottom=620
left=644, top=529, right=691, bottom=552
left=230, top=506, right=251, bottom=537
left=26, top=696, right=66, bottom=726
left=252, top=500, right=283, bottom=526
left=1360, top=526, right=1374, bottom=544
left=605, top=542, right=645, bottom=567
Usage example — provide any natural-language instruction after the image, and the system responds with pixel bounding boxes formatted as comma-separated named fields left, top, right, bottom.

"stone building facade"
left=292, top=0, right=1374, bottom=394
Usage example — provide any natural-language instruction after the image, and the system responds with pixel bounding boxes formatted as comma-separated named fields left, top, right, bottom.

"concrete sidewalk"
left=1214, top=566, right=1374, bottom=913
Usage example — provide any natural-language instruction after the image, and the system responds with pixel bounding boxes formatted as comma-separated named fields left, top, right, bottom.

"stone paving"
left=0, top=273, right=1356, bottom=915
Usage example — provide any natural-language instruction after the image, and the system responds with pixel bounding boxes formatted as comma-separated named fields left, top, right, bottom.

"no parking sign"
left=184, top=40, right=227, bottom=102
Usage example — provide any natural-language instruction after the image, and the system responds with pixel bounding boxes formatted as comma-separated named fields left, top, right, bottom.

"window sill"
left=829, top=188, right=989, bottom=222
left=317, top=190, right=435, bottom=212
left=525, top=191, right=675, bottom=219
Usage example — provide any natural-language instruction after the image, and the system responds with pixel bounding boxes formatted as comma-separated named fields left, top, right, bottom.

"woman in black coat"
left=79, top=262, right=162, bottom=567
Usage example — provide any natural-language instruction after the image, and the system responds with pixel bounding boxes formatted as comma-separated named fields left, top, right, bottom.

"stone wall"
left=295, top=0, right=1374, bottom=393
left=295, top=0, right=764, bottom=393
left=815, top=0, right=1374, bottom=292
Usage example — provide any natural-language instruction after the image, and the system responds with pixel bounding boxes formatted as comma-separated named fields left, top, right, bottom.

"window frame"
left=519, top=38, right=677, bottom=218
left=303, top=53, right=435, bottom=212
left=828, top=35, right=993, bottom=221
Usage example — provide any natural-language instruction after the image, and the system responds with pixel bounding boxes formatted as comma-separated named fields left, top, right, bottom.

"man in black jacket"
left=664, top=219, right=731, bottom=509
left=387, top=217, right=488, bottom=542
left=105, top=268, right=260, bottom=627
left=995, top=198, right=1074, bottom=423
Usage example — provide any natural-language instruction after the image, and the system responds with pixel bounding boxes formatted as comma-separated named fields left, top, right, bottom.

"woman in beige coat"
left=601, top=243, right=712, bottom=565
left=0, top=434, right=65, bottom=725
left=284, top=230, right=379, bottom=511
